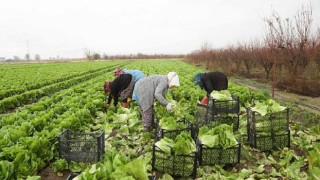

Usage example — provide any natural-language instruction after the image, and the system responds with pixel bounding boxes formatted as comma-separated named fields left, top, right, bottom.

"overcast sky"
left=0, top=0, right=319, bottom=59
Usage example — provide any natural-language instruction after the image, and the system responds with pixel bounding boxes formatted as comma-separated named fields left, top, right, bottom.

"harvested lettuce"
left=199, top=124, right=238, bottom=149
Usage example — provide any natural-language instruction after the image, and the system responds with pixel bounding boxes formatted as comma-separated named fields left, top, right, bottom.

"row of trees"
left=83, top=49, right=185, bottom=60
left=4, top=54, right=41, bottom=62
left=186, top=5, right=320, bottom=97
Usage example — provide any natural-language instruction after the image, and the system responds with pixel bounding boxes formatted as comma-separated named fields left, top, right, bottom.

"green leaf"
left=155, top=137, right=175, bottom=154
left=309, top=167, right=320, bottom=180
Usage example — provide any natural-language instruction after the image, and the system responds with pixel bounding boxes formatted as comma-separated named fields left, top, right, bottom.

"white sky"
left=0, top=0, right=319, bottom=59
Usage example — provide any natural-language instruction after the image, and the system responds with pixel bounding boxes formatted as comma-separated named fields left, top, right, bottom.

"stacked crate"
left=155, top=118, right=195, bottom=139
left=152, top=118, right=197, bottom=178
left=197, top=140, right=241, bottom=165
left=195, top=95, right=240, bottom=132
left=195, top=94, right=241, bottom=165
left=247, top=108, right=290, bottom=151
left=152, top=142, right=197, bottom=178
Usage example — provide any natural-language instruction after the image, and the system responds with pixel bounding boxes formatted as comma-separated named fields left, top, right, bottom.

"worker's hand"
left=105, top=103, right=110, bottom=109
left=122, top=102, right=128, bottom=108
left=200, top=96, right=209, bottom=105
left=166, top=103, right=173, bottom=111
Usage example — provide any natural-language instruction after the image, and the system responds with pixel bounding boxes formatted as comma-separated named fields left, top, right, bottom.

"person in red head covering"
left=114, top=68, right=125, bottom=76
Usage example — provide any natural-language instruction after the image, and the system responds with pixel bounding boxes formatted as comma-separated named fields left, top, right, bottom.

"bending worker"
left=105, top=74, right=133, bottom=109
left=194, top=71, right=228, bottom=105
left=134, top=72, right=180, bottom=131
left=114, top=68, right=145, bottom=101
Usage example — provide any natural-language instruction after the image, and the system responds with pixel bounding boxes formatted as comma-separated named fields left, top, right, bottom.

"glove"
left=166, top=103, right=173, bottom=111
left=200, top=96, right=209, bottom=105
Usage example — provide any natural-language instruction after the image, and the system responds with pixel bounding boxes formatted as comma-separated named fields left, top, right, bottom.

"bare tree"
left=310, top=27, right=320, bottom=69
left=13, top=56, right=20, bottom=61
left=25, top=54, right=30, bottom=61
left=227, top=45, right=242, bottom=74
left=83, top=48, right=92, bottom=60
left=240, top=42, right=255, bottom=76
left=264, top=5, right=313, bottom=76
left=35, top=54, right=41, bottom=61
left=253, top=40, right=274, bottom=79
left=92, top=53, right=101, bottom=60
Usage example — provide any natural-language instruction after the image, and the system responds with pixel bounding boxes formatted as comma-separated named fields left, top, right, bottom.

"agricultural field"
left=0, top=60, right=320, bottom=180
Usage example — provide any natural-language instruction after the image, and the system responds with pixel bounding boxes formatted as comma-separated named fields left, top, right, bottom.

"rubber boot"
left=200, top=96, right=209, bottom=105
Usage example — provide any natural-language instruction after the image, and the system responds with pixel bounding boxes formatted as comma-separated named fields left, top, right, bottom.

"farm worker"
left=194, top=71, right=228, bottom=105
left=114, top=68, right=145, bottom=101
left=105, top=74, right=134, bottom=109
left=134, top=72, right=180, bottom=131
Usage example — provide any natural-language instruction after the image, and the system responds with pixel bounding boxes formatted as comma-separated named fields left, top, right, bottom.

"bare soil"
left=230, top=76, right=320, bottom=115
left=37, top=166, right=70, bottom=180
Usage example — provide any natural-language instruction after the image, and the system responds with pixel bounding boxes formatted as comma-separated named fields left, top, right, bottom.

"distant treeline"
left=185, top=5, right=320, bottom=97
left=85, top=52, right=185, bottom=60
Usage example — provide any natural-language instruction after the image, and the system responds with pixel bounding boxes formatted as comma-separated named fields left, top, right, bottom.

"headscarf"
left=194, top=73, right=204, bottom=89
left=114, top=68, right=125, bottom=76
left=104, top=81, right=112, bottom=94
left=167, top=72, right=180, bottom=87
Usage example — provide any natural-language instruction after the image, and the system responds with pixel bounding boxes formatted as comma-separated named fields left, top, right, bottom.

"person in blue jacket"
left=114, top=68, right=145, bottom=102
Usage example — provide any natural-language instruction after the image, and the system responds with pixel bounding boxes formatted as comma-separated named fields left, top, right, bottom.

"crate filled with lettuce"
left=67, top=150, right=153, bottom=180
left=210, top=114, right=239, bottom=132
left=197, top=124, right=241, bottom=165
left=195, top=103, right=213, bottom=126
left=57, top=129, right=105, bottom=162
left=156, top=117, right=195, bottom=139
left=154, top=96, right=196, bottom=139
left=152, top=132, right=197, bottom=178
left=247, top=99, right=290, bottom=151
left=210, top=90, right=240, bottom=115
left=195, top=90, right=240, bottom=132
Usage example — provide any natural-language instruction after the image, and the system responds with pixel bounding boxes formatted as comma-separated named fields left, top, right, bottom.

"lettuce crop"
left=199, top=124, right=238, bottom=149
left=210, top=90, right=232, bottom=101
left=251, top=99, right=286, bottom=116
left=155, top=137, right=175, bottom=154
left=155, top=132, right=196, bottom=156
left=159, top=117, right=187, bottom=130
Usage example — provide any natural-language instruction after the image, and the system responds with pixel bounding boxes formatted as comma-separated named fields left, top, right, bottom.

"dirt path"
left=230, top=76, right=320, bottom=115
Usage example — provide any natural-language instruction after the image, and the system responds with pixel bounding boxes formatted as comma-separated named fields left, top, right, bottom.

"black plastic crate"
left=198, top=141, right=241, bottom=165
left=247, top=108, right=289, bottom=133
left=195, top=104, right=239, bottom=133
left=249, top=129, right=290, bottom=151
left=211, top=115, right=239, bottom=132
left=152, top=145, right=197, bottom=178
left=195, top=103, right=213, bottom=126
left=211, top=94, right=240, bottom=115
left=156, top=119, right=195, bottom=139
left=57, top=129, right=105, bottom=162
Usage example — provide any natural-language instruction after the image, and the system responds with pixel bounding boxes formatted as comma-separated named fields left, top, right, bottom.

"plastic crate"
left=195, top=104, right=239, bottom=133
left=195, top=103, right=213, bottom=126
left=152, top=145, right=197, bottom=178
left=246, top=108, right=290, bottom=151
left=211, top=115, right=239, bottom=132
left=249, top=129, right=290, bottom=151
left=198, top=140, right=241, bottom=165
left=211, top=94, right=240, bottom=115
left=156, top=119, right=195, bottom=139
left=57, top=129, right=105, bottom=162
left=247, top=108, right=289, bottom=133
